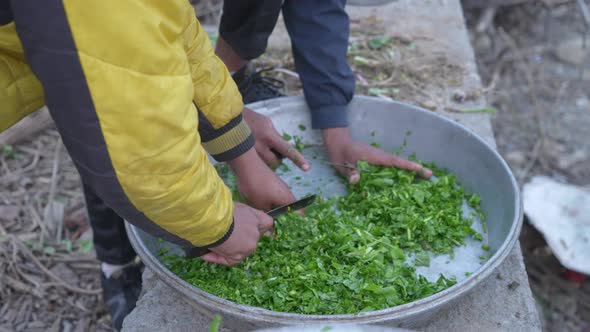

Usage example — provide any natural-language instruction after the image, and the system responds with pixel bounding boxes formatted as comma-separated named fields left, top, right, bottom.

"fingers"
left=201, top=252, right=242, bottom=266
left=258, top=147, right=282, bottom=169
left=254, top=209, right=274, bottom=235
left=333, top=162, right=361, bottom=184
left=272, top=137, right=310, bottom=171
left=418, top=167, right=433, bottom=178
left=273, top=184, right=297, bottom=209
left=369, top=148, right=433, bottom=179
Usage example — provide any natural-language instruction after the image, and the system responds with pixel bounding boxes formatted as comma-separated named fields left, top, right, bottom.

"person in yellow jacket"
left=0, top=1, right=300, bottom=329
left=1, top=0, right=433, bottom=329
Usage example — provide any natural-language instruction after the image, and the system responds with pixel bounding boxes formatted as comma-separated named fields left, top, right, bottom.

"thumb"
left=333, top=163, right=361, bottom=184
left=254, top=209, right=274, bottom=235
left=347, top=170, right=361, bottom=184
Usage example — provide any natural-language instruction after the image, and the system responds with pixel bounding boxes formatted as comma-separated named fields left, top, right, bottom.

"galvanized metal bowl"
left=126, top=96, right=522, bottom=329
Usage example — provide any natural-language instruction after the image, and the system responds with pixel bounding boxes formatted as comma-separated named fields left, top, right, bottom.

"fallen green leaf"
left=353, top=56, right=370, bottom=65
left=1, top=145, right=16, bottom=159
left=368, top=87, right=388, bottom=96
left=209, top=314, right=222, bottom=332
left=43, top=246, right=56, bottom=255
left=79, top=239, right=94, bottom=254
left=368, top=36, right=392, bottom=50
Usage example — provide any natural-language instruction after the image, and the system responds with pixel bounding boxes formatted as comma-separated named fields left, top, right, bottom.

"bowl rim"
left=126, top=95, right=522, bottom=323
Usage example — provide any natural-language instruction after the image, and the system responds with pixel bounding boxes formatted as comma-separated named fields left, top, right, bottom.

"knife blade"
left=185, top=195, right=317, bottom=258
left=266, top=194, right=316, bottom=219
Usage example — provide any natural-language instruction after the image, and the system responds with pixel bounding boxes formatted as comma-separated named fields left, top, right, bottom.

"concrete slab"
left=124, top=1, right=541, bottom=331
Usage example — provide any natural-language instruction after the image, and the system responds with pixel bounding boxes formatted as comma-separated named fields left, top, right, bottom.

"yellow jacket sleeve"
left=6, top=0, right=241, bottom=247
left=0, top=23, right=45, bottom=132
left=184, top=13, right=253, bottom=161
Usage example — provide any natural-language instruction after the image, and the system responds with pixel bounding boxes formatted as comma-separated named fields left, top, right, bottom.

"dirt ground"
left=0, top=1, right=588, bottom=332
left=464, top=2, right=590, bottom=331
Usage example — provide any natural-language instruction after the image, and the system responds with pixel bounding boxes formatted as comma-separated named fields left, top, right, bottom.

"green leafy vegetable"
left=414, top=251, right=430, bottom=267
left=162, top=157, right=484, bottom=314
left=79, top=239, right=94, bottom=254
left=282, top=133, right=292, bottom=141
left=209, top=314, right=222, bottom=332
left=368, top=36, right=393, bottom=50
left=62, top=240, right=73, bottom=253
left=367, top=87, right=388, bottom=96
left=370, top=142, right=381, bottom=148
left=353, top=56, right=370, bottom=65
left=43, top=246, right=56, bottom=255
left=1, top=145, right=16, bottom=159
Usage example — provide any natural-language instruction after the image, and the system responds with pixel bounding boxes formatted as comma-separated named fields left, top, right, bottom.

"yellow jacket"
left=0, top=0, right=251, bottom=248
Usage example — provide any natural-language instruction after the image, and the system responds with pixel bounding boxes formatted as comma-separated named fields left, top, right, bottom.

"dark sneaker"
left=232, top=65, right=285, bottom=104
left=100, top=262, right=143, bottom=331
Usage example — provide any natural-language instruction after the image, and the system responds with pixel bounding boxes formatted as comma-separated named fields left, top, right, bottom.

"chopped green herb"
left=298, top=124, right=307, bottom=131
left=414, top=251, right=430, bottom=267
left=292, top=135, right=307, bottom=152
left=164, top=157, right=484, bottom=314
left=465, top=272, right=472, bottom=277
left=282, top=133, right=292, bottom=141
left=481, top=244, right=490, bottom=251
left=370, top=142, right=381, bottom=148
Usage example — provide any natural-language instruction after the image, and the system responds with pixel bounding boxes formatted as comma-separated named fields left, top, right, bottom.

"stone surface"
left=124, top=1, right=541, bottom=331
left=555, top=37, right=590, bottom=67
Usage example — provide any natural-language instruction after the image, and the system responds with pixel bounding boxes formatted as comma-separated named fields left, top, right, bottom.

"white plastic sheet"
left=523, top=176, right=590, bottom=275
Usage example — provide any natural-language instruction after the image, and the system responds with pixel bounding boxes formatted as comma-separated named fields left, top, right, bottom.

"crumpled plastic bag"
left=523, top=176, right=590, bottom=275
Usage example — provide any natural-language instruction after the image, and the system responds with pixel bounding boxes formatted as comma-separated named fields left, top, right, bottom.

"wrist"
left=227, top=147, right=260, bottom=177
left=322, top=127, right=352, bottom=146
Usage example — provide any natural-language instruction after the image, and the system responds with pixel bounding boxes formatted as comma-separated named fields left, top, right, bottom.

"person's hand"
left=243, top=108, right=310, bottom=171
left=201, top=202, right=273, bottom=266
left=323, top=127, right=432, bottom=184
left=228, top=146, right=296, bottom=211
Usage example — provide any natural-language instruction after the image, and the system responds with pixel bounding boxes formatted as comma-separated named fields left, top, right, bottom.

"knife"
left=185, top=194, right=317, bottom=258
left=266, top=194, right=316, bottom=219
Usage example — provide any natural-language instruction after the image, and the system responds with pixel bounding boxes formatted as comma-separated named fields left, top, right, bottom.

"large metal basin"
left=126, top=96, right=522, bottom=330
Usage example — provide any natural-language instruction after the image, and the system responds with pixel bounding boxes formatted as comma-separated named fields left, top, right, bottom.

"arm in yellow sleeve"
left=10, top=0, right=236, bottom=247
left=0, top=23, right=45, bottom=132
left=183, top=13, right=255, bottom=161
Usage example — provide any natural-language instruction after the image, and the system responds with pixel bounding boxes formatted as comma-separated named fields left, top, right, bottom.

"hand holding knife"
left=186, top=195, right=316, bottom=258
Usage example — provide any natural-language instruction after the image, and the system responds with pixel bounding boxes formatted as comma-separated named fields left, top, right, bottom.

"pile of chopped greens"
left=161, top=159, right=485, bottom=315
